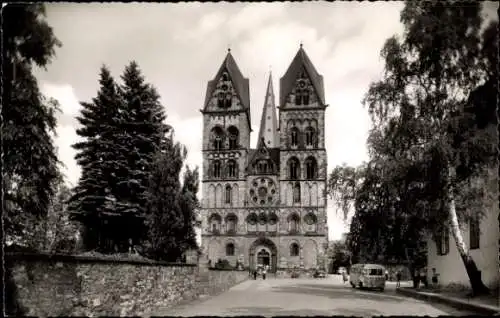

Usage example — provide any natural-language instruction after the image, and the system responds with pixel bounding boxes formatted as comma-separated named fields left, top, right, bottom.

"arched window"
left=225, top=185, right=232, bottom=204
left=209, top=213, right=222, bottom=233
left=290, top=127, right=300, bottom=147
left=290, top=243, right=300, bottom=256
left=226, top=214, right=237, bottom=233
left=305, top=157, right=317, bottom=179
left=210, top=127, right=224, bottom=150
left=289, top=214, right=300, bottom=233
left=226, top=242, right=235, bottom=256
left=305, top=126, right=316, bottom=147
left=302, top=89, right=310, bottom=105
left=227, top=126, right=239, bottom=149
left=257, top=160, right=269, bottom=174
left=212, top=160, right=221, bottom=178
left=293, top=182, right=301, bottom=203
left=227, top=160, right=237, bottom=178
left=288, top=157, right=300, bottom=180
left=296, top=78, right=309, bottom=106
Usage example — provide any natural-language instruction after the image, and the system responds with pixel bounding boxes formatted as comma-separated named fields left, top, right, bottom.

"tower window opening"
left=305, top=157, right=317, bottom=179
left=213, top=160, right=221, bottom=178
left=227, top=160, right=237, bottom=178
left=226, top=242, right=235, bottom=256
left=305, top=126, right=316, bottom=147
left=225, top=185, right=232, bottom=204
left=293, top=182, right=301, bottom=203
left=288, top=157, right=300, bottom=180
left=211, top=127, right=224, bottom=150
left=289, top=214, right=300, bottom=232
left=290, top=243, right=299, bottom=256
left=227, top=126, right=239, bottom=149
left=290, top=127, right=299, bottom=147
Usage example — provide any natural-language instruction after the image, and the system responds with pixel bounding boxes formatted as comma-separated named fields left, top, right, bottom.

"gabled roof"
left=279, top=45, right=325, bottom=106
left=247, top=138, right=280, bottom=174
left=203, top=50, right=250, bottom=111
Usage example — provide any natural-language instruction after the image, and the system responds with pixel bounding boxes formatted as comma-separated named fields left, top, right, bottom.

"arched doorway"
left=249, top=238, right=277, bottom=272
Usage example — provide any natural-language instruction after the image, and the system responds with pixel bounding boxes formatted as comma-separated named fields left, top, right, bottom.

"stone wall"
left=6, top=253, right=247, bottom=317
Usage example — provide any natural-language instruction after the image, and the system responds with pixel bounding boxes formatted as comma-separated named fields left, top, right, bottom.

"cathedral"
left=200, top=45, right=328, bottom=273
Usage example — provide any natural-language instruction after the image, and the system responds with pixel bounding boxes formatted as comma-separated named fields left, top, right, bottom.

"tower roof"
left=279, top=45, right=325, bottom=106
left=203, top=50, right=250, bottom=111
left=257, top=72, right=279, bottom=148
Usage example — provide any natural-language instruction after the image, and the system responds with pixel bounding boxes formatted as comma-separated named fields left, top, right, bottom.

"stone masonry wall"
left=7, top=253, right=247, bottom=317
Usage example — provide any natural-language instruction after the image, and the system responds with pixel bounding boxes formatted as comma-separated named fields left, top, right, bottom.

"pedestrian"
left=385, top=269, right=389, bottom=281
left=342, top=270, right=348, bottom=284
left=431, top=268, right=439, bottom=288
left=420, top=268, right=428, bottom=288
left=262, top=266, right=267, bottom=280
left=396, top=270, right=401, bottom=288
left=253, top=269, right=257, bottom=280
left=413, top=269, right=420, bottom=289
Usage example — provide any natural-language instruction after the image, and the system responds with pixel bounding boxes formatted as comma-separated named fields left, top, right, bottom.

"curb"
left=396, top=287, right=500, bottom=315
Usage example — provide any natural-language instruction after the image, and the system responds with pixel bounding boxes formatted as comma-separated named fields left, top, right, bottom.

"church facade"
left=200, top=46, right=328, bottom=272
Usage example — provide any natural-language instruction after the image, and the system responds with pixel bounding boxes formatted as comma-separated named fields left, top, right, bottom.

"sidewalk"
left=397, top=287, right=500, bottom=315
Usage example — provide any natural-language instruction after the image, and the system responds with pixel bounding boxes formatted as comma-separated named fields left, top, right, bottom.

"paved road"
left=161, top=275, right=478, bottom=317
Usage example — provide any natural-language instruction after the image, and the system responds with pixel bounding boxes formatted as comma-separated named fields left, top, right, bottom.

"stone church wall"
left=6, top=252, right=247, bottom=316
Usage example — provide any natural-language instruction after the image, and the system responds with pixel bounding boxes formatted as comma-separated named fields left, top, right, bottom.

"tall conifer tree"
left=69, top=66, right=122, bottom=251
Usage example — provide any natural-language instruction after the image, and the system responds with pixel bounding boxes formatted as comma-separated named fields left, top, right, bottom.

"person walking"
left=431, top=268, right=439, bottom=288
left=342, top=270, right=348, bottom=284
left=396, top=270, right=402, bottom=288
left=420, top=268, right=428, bottom=288
left=262, top=266, right=267, bottom=280
left=253, top=269, right=257, bottom=280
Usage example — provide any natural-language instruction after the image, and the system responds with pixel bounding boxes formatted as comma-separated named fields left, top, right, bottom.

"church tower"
left=200, top=50, right=251, bottom=261
left=278, top=45, right=328, bottom=268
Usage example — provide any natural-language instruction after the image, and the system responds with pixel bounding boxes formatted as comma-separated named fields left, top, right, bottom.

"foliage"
left=327, top=164, right=363, bottom=220
left=328, top=240, right=351, bottom=271
left=179, top=165, right=200, bottom=251
left=69, top=61, right=170, bottom=252
left=359, top=1, right=496, bottom=294
left=3, top=3, right=62, bottom=246
left=144, top=137, right=187, bottom=262
left=47, top=183, right=80, bottom=253
left=68, top=66, right=123, bottom=250
left=113, top=61, right=169, bottom=216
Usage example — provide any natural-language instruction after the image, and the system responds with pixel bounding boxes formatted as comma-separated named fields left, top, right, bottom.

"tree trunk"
left=446, top=166, right=489, bottom=296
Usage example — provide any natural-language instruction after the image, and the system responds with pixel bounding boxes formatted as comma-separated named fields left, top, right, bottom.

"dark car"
left=313, top=269, right=326, bottom=278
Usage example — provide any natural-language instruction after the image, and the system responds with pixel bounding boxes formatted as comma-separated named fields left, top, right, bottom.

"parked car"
left=313, top=269, right=326, bottom=278
left=349, top=263, right=386, bottom=291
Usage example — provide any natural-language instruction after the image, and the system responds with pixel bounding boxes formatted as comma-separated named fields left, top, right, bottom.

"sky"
left=34, top=2, right=498, bottom=242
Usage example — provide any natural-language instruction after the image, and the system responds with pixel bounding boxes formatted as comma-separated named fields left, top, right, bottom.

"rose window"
left=249, top=177, right=277, bottom=206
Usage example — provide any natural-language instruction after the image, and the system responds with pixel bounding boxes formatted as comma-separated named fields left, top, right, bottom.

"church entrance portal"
left=249, top=238, right=277, bottom=272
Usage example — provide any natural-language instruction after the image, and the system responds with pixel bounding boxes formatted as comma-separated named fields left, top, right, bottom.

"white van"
left=349, top=263, right=386, bottom=291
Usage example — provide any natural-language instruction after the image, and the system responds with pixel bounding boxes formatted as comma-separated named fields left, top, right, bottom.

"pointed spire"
left=257, top=71, right=279, bottom=148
